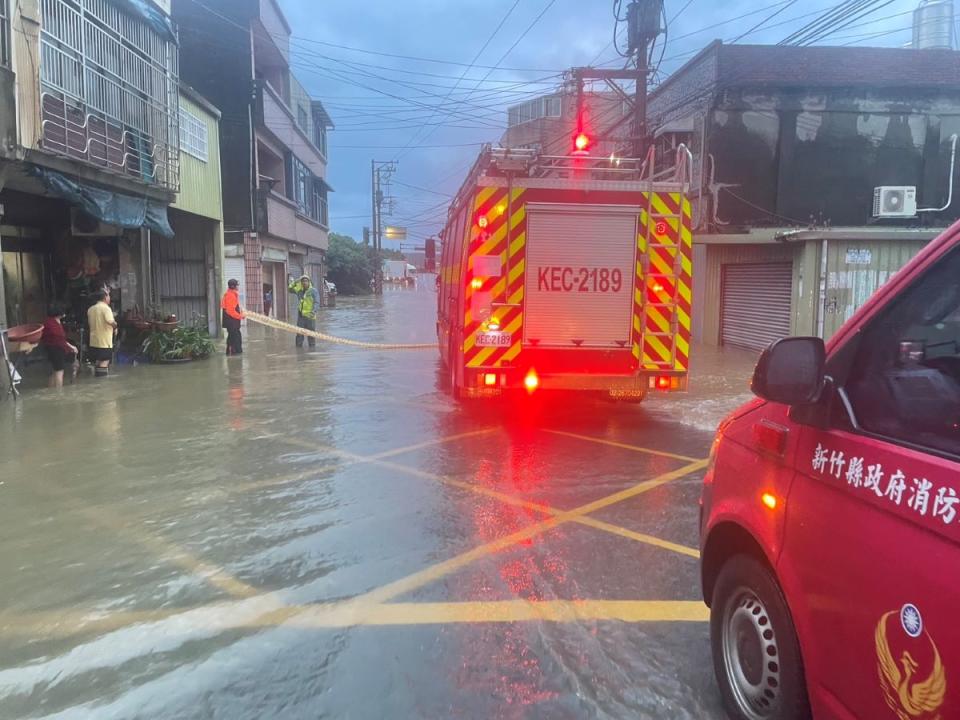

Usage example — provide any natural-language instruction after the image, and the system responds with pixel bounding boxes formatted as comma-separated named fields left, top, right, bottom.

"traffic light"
left=425, top=237, right=436, bottom=273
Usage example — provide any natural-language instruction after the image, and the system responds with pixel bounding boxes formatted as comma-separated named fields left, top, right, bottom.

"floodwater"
left=0, top=277, right=757, bottom=719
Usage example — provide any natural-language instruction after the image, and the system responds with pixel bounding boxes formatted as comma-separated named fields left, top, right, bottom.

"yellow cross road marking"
left=350, top=459, right=708, bottom=606
left=276, top=431, right=705, bottom=560
left=369, top=428, right=499, bottom=460
left=544, top=430, right=702, bottom=463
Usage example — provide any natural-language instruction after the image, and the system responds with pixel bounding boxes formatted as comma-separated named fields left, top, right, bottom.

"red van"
left=700, top=227, right=960, bottom=720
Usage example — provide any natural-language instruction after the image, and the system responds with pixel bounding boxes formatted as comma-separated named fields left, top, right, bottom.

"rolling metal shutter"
left=721, top=263, right=792, bottom=351
left=523, top=204, right=638, bottom=348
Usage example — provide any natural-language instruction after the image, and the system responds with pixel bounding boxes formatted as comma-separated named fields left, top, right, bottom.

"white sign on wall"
left=845, top=248, right=873, bottom=265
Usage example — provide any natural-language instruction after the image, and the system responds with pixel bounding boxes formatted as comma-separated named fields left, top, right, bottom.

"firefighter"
left=288, top=274, right=321, bottom=348
left=221, top=279, right=244, bottom=355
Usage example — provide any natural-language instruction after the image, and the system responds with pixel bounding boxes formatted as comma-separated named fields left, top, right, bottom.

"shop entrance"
left=262, top=261, right=286, bottom=320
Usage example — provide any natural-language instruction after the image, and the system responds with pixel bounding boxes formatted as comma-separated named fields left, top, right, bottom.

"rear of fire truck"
left=437, top=144, right=693, bottom=400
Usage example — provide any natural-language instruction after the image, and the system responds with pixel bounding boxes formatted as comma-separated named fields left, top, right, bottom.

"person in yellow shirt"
left=87, top=289, right=117, bottom=377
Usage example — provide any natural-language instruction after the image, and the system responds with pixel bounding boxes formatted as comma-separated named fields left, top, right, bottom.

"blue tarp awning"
left=113, top=0, right=178, bottom=45
left=31, top=167, right=175, bottom=238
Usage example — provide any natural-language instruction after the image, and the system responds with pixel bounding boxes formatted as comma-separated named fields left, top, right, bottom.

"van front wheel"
left=710, top=555, right=810, bottom=720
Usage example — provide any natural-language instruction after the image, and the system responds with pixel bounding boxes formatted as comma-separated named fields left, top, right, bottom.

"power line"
left=732, top=0, right=799, bottom=43
left=396, top=0, right=559, bottom=161
left=391, top=0, right=525, bottom=161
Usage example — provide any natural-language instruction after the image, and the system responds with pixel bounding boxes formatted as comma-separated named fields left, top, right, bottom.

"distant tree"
left=381, top=248, right=405, bottom=260
left=327, top=233, right=375, bottom=295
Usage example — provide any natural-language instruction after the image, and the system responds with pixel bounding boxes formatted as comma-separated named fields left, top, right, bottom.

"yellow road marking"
left=28, top=482, right=260, bottom=600
left=0, top=599, right=708, bottom=640
left=544, top=430, right=701, bottom=463
left=285, top=600, right=710, bottom=626
left=369, top=428, right=499, bottom=460
left=351, top=459, right=708, bottom=606
left=574, top=516, right=700, bottom=558
left=277, top=433, right=705, bottom=560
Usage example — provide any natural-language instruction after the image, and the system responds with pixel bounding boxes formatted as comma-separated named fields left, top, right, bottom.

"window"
left=290, top=155, right=328, bottom=226
left=314, top=122, right=327, bottom=157
left=298, top=105, right=309, bottom=132
left=507, top=95, right=562, bottom=127
left=843, top=247, right=960, bottom=457
left=179, top=107, right=208, bottom=162
left=0, top=0, right=9, bottom=67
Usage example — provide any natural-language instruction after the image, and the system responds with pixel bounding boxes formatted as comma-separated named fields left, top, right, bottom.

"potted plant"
left=141, top=321, right=216, bottom=363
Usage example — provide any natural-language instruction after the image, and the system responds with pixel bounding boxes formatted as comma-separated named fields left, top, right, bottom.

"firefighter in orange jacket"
left=221, top=279, right=245, bottom=355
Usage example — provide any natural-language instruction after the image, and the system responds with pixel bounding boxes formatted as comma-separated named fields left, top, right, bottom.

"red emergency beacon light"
left=573, top=132, right=591, bottom=154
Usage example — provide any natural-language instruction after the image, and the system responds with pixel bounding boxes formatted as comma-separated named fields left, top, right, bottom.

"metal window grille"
left=0, top=0, right=9, bottom=67
left=38, top=0, right=180, bottom=190
left=178, top=106, right=207, bottom=162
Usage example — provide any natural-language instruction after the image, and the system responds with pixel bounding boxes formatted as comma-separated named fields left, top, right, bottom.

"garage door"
left=721, top=263, right=792, bottom=351
left=224, top=256, right=247, bottom=328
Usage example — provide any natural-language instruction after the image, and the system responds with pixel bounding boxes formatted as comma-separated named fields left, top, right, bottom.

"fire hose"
left=243, top=312, right=435, bottom=350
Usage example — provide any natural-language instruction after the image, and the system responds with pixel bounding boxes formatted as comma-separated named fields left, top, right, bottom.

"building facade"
left=648, top=43, right=960, bottom=350
left=1, top=0, right=180, bottom=330
left=502, top=87, right=630, bottom=158
left=158, top=86, right=224, bottom=336
left=173, top=0, right=333, bottom=322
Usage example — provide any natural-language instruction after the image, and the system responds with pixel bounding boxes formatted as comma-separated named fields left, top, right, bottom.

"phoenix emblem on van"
left=875, top=605, right=947, bottom=720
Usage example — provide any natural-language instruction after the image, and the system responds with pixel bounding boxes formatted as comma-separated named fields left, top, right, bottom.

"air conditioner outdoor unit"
left=873, top=186, right=917, bottom=218
left=71, top=208, right=122, bottom=236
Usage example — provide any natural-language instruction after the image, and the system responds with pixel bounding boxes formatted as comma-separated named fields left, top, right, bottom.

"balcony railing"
left=38, top=0, right=179, bottom=190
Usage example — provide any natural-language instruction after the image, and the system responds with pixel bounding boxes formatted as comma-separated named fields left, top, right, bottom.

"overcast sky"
left=278, top=0, right=921, bottom=248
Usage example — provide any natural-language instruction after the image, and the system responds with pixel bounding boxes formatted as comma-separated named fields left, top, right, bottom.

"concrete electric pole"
left=626, top=0, right=663, bottom=157
left=370, top=160, right=397, bottom=295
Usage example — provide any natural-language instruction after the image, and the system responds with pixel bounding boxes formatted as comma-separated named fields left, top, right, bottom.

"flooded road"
left=0, top=278, right=757, bottom=719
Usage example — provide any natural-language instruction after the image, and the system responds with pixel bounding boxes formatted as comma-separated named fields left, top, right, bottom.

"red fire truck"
left=437, top=144, right=695, bottom=400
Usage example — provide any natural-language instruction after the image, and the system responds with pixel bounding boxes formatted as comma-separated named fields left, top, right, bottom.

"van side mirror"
left=751, top=337, right=826, bottom=406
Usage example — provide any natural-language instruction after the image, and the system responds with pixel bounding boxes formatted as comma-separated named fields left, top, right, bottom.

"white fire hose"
left=244, top=311, right=435, bottom=351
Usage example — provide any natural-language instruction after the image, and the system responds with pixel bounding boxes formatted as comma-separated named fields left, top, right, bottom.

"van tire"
left=710, top=555, right=811, bottom=720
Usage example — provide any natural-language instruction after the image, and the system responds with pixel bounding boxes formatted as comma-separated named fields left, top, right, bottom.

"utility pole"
left=626, top=0, right=664, bottom=157
left=370, top=160, right=397, bottom=295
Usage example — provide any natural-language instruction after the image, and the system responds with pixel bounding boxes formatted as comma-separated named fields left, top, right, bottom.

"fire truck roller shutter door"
left=523, top=204, right=639, bottom=348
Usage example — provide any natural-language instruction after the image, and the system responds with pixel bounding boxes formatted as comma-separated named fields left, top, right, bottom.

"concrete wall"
left=12, top=0, right=41, bottom=152
left=260, top=83, right=326, bottom=177
left=263, top=192, right=328, bottom=251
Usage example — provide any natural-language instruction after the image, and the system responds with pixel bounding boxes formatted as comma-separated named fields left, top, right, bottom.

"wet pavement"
left=0, top=277, right=758, bottom=720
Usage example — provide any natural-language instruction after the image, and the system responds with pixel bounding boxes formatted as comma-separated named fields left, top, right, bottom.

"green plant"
left=141, top=323, right=216, bottom=362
